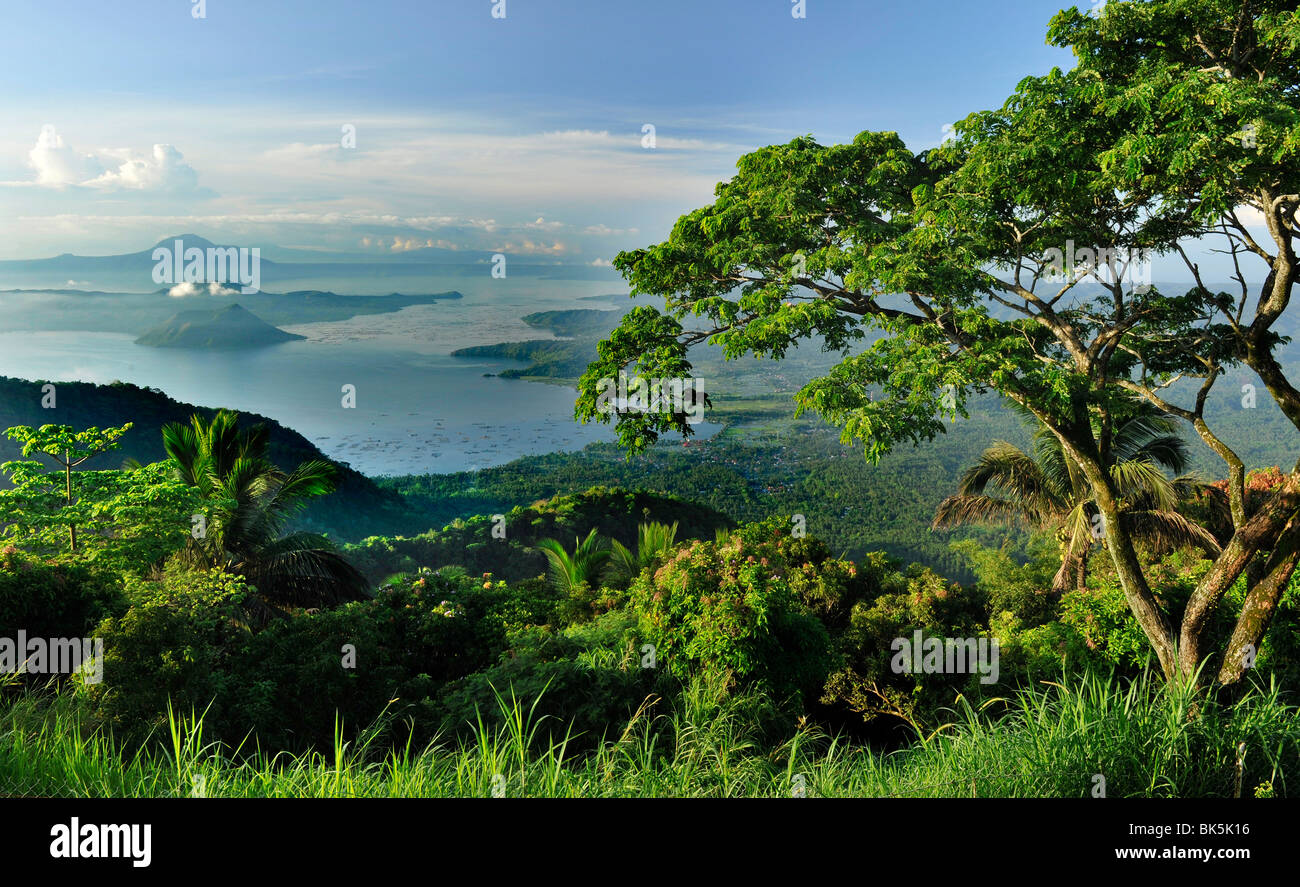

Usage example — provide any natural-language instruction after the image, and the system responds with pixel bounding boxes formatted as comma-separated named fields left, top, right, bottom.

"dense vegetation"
left=2, top=399, right=1297, bottom=795
left=4, top=0, right=1300, bottom=799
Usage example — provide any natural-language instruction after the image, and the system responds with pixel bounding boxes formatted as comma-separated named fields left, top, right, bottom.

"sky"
left=0, top=0, right=1127, bottom=268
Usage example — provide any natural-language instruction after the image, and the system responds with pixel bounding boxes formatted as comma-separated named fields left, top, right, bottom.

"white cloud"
left=2, top=109, right=742, bottom=258
left=23, top=127, right=199, bottom=191
left=493, top=239, right=568, bottom=255
left=169, top=281, right=239, bottom=297
left=583, top=223, right=638, bottom=236
left=87, top=144, right=199, bottom=191
left=261, top=142, right=344, bottom=162
left=389, top=236, right=436, bottom=252
left=29, top=125, right=104, bottom=185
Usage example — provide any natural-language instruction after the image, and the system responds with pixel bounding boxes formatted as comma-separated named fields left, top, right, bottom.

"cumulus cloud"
left=87, top=144, right=199, bottom=191
left=167, top=281, right=202, bottom=298
left=29, top=125, right=104, bottom=185
left=25, top=127, right=200, bottom=191
left=388, top=236, right=437, bottom=252
left=168, top=281, right=235, bottom=298
left=492, top=239, right=568, bottom=255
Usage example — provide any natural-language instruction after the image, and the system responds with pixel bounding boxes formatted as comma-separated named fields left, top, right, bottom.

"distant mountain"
left=3, top=234, right=524, bottom=269
left=0, top=234, right=624, bottom=292
left=0, top=234, right=279, bottom=273
left=135, top=303, right=306, bottom=349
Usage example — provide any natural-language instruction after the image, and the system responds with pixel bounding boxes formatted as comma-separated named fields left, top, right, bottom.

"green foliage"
left=821, top=560, right=996, bottom=727
left=431, top=610, right=670, bottom=751
left=86, top=566, right=561, bottom=750
left=348, top=486, right=732, bottom=586
left=534, top=528, right=611, bottom=620
left=935, top=402, right=1214, bottom=593
left=0, top=422, right=200, bottom=572
left=950, top=537, right=1060, bottom=626
left=6, top=668, right=1298, bottom=798
left=0, top=548, right=123, bottom=641
left=572, top=0, right=1300, bottom=685
left=163, top=410, right=370, bottom=609
left=625, top=518, right=835, bottom=707
left=0, top=376, right=413, bottom=543
left=1059, top=581, right=1163, bottom=671
left=607, top=520, right=679, bottom=588
left=88, top=566, right=252, bottom=734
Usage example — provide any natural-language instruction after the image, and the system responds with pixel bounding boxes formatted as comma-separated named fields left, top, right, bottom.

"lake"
left=0, top=273, right=717, bottom=475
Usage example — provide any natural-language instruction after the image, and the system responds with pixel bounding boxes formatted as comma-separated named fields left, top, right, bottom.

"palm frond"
left=1110, top=458, right=1178, bottom=511
left=606, top=539, right=640, bottom=586
left=955, top=440, right=1063, bottom=522
left=535, top=529, right=610, bottom=595
left=242, top=543, right=371, bottom=607
left=932, top=494, right=1031, bottom=529
left=1118, top=509, right=1222, bottom=557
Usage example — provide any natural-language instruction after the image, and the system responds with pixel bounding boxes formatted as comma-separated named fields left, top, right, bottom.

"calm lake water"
left=0, top=273, right=716, bottom=476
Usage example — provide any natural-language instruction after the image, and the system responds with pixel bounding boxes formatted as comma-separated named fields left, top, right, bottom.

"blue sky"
left=0, top=0, right=1099, bottom=264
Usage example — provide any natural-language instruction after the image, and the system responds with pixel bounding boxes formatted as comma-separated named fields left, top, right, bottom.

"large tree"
left=575, top=0, right=1300, bottom=687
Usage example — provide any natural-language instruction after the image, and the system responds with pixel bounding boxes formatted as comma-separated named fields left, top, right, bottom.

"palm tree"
left=933, top=402, right=1219, bottom=594
left=162, top=410, right=370, bottom=610
left=534, top=528, right=611, bottom=597
left=606, top=520, right=679, bottom=586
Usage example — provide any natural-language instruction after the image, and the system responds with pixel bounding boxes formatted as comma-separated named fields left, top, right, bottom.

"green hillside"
left=0, top=376, right=412, bottom=541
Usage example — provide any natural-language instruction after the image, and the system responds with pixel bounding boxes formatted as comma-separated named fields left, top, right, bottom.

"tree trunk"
left=1179, top=473, right=1300, bottom=682
left=1074, top=451, right=1179, bottom=679
left=64, top=451, right=77, bottom=553
left=1217, top=515, right=1300, bottom=685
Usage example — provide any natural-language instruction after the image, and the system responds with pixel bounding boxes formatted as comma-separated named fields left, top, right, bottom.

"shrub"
left=950, top=536, right=1060, bottom=625
left=432, top=609, right=671, bottom=751
left=1059, top=579, right=1169, bottom=672
left=88, top=566, right=251, bottom=735
left=237, top=568, right=564, bottom=747
left=625, top=518, right=835, bottom=708
left=0, top=548, right=123, bottom=641
left=821, top=561, right=997, bottom=728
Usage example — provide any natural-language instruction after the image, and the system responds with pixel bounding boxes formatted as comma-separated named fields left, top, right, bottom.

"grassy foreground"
left=0, top=672, right=1294, bottom=798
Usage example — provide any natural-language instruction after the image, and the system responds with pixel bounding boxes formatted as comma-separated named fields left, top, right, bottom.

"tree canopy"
left=576, top=0, right=1300, bottom=686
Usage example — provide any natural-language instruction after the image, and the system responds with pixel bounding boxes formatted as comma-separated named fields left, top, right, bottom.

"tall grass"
left=0, top=671, right=1294, bottom=798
